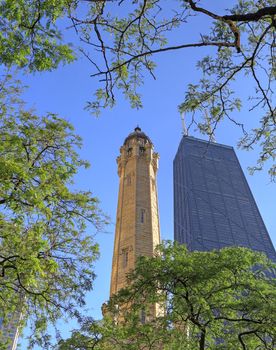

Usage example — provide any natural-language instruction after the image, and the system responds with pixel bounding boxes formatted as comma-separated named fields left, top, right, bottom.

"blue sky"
left=17, top=1, right=276, bottom=347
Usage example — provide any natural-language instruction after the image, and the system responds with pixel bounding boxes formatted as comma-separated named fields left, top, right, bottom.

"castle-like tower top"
left=124, top=126, right=152, bottom=146
left=117, top=126, right=158, bottom=177
left=110, top=126, right=160, bottom=302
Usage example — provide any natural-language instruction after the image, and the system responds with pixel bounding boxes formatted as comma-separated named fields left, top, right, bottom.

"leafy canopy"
left=0, top=1, right=275, bottom=177
left=0, top=0, right=76, bottom=71
left=58, top=242, right=276, bottom=350
left=0, top=76, right=106, bottom=348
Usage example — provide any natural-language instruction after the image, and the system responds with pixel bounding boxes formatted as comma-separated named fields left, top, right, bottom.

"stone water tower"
left=110, top=127, right=161, bottom=318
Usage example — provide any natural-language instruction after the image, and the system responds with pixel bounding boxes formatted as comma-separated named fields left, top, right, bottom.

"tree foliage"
left=0, top=1, right=275, bottom=177
left=0, top=1, right=275, bottom=346
left=0, top=0, right=76, bottom=71
left=76, top=0, right=276, bottom=178
left=58, top=242, right=276, bottom=350
left=0, top=76, right=105, bottom=348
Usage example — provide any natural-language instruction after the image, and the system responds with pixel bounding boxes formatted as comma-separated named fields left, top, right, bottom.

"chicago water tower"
left=110, top=127, right=161, bottom=317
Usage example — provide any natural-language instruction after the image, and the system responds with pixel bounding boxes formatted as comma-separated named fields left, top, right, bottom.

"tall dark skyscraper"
left=174, top=136, right=276, bottom=261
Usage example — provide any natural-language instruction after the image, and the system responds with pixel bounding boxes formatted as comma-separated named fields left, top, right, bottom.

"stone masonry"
left=110, top=127, right=161, bottom=318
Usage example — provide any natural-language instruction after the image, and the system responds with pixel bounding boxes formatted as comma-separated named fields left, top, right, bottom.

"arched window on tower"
left=139, top=146, right=145, bottom=155
left=127, top=147, right=132, bottom=156
left=140, top=209, right=146, bottom=223
left=122, top=248, right=129, bottom=268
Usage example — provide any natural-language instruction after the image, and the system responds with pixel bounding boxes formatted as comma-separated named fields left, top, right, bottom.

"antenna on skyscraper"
left=204, top=109, right=216, bottom=143
left=181, top=112, right=188, bottom=136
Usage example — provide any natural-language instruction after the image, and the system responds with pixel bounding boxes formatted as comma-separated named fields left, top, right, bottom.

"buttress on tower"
left=110, top=127, right=161, bottom=309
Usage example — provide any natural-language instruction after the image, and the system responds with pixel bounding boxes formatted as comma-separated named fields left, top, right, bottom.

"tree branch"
left=90, top=41, right=238, bottom=78
left=223, top=6, right=276, bottom=22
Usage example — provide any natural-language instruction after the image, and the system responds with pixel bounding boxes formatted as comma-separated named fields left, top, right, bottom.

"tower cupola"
left=124, top=126, right=152, bottom=146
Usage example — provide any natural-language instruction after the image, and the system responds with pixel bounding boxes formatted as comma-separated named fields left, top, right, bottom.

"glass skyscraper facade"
left=174, top=136, right=276, bottom=261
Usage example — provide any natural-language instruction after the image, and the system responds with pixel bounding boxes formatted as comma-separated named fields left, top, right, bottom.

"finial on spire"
left=134, top=125, right=141, bottom=132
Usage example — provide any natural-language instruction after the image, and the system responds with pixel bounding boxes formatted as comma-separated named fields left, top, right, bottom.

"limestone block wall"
left=110, top=130, right=161, bottom=301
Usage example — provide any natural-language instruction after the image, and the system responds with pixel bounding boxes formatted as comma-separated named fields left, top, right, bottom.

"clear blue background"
left=16, top=1, right=275, bottom=347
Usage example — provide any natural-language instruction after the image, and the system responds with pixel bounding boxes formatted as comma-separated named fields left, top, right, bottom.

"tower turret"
left=110, top=127, right=161, bottom=299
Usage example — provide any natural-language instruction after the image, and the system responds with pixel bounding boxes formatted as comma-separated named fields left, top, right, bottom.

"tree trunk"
left=199, top=329, right=206, bottom=350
